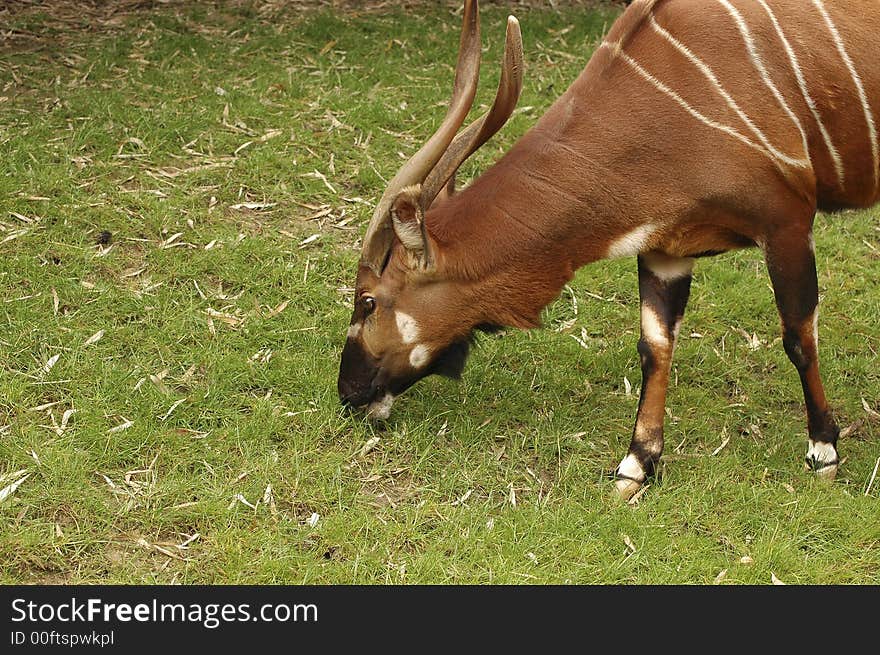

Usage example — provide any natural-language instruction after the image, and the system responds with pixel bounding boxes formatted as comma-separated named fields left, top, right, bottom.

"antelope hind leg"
left=765, top=228, right=840, bottom=481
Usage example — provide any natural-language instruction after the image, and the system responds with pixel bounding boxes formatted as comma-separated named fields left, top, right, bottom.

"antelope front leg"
left=765, top=229, right=840, bottom=480
left=614, top=253, right=693, bottom=501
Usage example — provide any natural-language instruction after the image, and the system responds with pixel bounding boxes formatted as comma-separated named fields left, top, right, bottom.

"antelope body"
left=337, top=0, right=880, bottom=499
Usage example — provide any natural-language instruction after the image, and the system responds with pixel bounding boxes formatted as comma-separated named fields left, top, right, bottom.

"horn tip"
left=507, top=15, right=522, bottom=41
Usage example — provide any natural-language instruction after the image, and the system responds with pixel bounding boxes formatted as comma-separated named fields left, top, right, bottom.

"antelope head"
left=338, top=0, right=524, bottom=419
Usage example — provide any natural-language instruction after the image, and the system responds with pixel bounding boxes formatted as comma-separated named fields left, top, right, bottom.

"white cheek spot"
left=640, top=305, right=669, bottom=346
left=346, top=322, right=362, bottom=339
left=409, top=344, right=430, bottom=369
left=607, top=224, right=658, bottom=259
left=395, top=311, right=419, bottom=345
left=366, top=393, right=395, bottom=421
left=642, top=253, right=694, bottom=282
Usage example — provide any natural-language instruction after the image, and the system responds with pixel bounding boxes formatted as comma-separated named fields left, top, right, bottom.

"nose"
left=338, top=336, right=382, bottom=408
left=338, top=377, right=371, bottom=408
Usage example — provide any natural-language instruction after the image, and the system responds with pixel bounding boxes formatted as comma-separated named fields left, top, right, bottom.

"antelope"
left=337, top=0, right=880, bottom=500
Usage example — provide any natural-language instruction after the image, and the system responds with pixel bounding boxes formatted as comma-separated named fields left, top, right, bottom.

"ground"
left=1, top=0, right=878, bottom=584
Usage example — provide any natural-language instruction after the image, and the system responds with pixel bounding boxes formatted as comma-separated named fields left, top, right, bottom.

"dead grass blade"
left=158, top=399, right=186, bottom=421
left=861, top=398, right=880, bottom=421
left=107, top=417, right=134, bottom=434
left=0, top=471, right=30, bottom=504
left=711, top=435, right=731, bottom=456
left=865, top=457, right=880, bottom=497
left=83, top=329, right=105, bottom=346
left=230, top=201, right=276, bottom=211
left=41, top=353, right=60, bottom=375
left=301, top=169, right=337, bottom=194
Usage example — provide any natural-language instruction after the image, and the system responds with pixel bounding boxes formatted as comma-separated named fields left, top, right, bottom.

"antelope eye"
left=361, top=296, right=376, bottom=315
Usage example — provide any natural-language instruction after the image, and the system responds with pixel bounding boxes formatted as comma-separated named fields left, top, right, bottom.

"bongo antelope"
left=337, top=0, right=880, bottom=499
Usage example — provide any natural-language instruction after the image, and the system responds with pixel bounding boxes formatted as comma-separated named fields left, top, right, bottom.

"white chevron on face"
left=395, top=311, right=420, bottom=344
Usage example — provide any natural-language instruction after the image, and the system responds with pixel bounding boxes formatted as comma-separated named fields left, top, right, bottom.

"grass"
left=1, top=0, right=878, bottom=585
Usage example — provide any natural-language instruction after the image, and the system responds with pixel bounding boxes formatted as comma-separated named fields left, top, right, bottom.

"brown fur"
left=413, top=0, right=880, bottom=328
left=342, top=2, right=879, bottom=484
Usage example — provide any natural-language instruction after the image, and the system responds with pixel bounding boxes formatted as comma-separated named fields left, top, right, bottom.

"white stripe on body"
left=716, top=0, right=810, bottom=165
left=810, top=0, right=879, bottom=193
left=755, top=0, right=845, bottom=187
left=810, top=307, right=819, bottom=350
left=649, top=13, right=809, bottom=170
left=599, top=43, right=787, bottom=174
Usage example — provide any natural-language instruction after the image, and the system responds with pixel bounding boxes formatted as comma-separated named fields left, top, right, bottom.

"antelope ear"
left=391, top=186, right=433, bottom=265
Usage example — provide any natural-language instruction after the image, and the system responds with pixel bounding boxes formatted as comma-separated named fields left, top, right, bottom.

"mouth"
left=338, top=337, right=384, bottom=409
left=338, top=359, right=418, bottom=422
left=365, top=393, right=395, bottom=421
left=340, top=389, right=396, bottom=422
left=338, top=339, right=473, bottom=421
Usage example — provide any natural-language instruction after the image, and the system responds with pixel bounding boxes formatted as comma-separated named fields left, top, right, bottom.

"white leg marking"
left=642, top=253, right=690, bottom=346
left=606, top=224, right=658, bottom=259
left=600, top=44, right=786, bottom=174
left=615, top=453, right=645, bottom=500
left=642, top=252, right=694, bottom=282
left=806, top=439, right=838, bottom=480
left=756, top=0, right=845, bottom=187
left=366, top=393, right=395, bottom=421
left=346, top=322, right=362, bottom=339
left=618, top=453, right=645, bottom=480
left=395, top=311, right=419, bottom=345
left=810, top=307, right=819, bottom=350
left=717, top=0, right=810, bottom=164
left=649, top=14, right=809, bottom=170
left=808, top=234, right=818, bottom=349
left=409, top=344, right=430, bottom=369
left=641, top=304, right=669, bottom=347
left=811, top=0, right=879, bottom=193
left=807, top=440, right=837, bottom=463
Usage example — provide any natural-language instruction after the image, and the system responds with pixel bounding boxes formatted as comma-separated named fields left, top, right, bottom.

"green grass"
left=1, top=1, right=878, bottom=585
